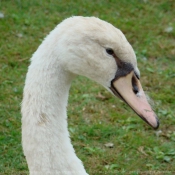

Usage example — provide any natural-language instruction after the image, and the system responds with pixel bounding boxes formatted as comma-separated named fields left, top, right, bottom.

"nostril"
left=133, top=84, right=139, bottom=94
left=132, top=75, right=139, bottom=95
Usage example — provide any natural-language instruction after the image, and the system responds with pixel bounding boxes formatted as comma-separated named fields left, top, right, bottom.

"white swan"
left=21, top=16, right=159, bottom=175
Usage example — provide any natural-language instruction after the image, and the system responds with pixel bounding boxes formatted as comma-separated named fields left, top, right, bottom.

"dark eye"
left=106, top=48, right=114, bottom=55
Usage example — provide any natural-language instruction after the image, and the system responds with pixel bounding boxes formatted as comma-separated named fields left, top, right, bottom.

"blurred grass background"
left=0, top=0, right=175, bottom=174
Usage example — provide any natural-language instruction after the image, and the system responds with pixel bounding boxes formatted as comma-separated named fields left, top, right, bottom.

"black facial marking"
left=115, top=62, right=134, bottom=80
left=112, top=53, right=134, bottom=81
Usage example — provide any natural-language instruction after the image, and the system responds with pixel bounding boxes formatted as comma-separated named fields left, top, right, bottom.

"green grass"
left=0, top=0, right=175, bottom=174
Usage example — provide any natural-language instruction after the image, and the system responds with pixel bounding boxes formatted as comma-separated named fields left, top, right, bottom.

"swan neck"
left=22, top=58, right=88, bottom=175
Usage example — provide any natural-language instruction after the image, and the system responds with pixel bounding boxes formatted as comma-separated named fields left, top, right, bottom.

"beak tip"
left=153, top=116, right=159, bottom=130
left=140, top=113, right=159, bottom=130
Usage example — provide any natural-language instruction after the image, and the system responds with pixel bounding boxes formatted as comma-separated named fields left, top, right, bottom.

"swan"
left=21, top=16, right=159, bottom=175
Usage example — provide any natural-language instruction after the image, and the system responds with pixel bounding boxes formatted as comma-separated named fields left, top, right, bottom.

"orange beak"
left=111, top=71, right=159, bottom=129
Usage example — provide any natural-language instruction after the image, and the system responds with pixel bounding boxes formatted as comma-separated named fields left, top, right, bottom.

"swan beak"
left=111, top=71, right=159, bottom=129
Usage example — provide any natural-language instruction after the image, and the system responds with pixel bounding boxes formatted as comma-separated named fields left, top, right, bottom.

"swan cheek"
left=110, top=71, right=159, bottom=129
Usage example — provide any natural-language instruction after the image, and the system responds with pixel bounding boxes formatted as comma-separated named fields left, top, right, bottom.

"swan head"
left=57, top=16, right=159, bottom=129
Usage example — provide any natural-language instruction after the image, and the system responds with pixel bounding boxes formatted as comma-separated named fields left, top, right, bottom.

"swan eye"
left=106, top=48, right=114, bottom=55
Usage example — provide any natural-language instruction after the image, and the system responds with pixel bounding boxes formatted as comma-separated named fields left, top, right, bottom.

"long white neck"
left=21, top=43, right=88, bottom=175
